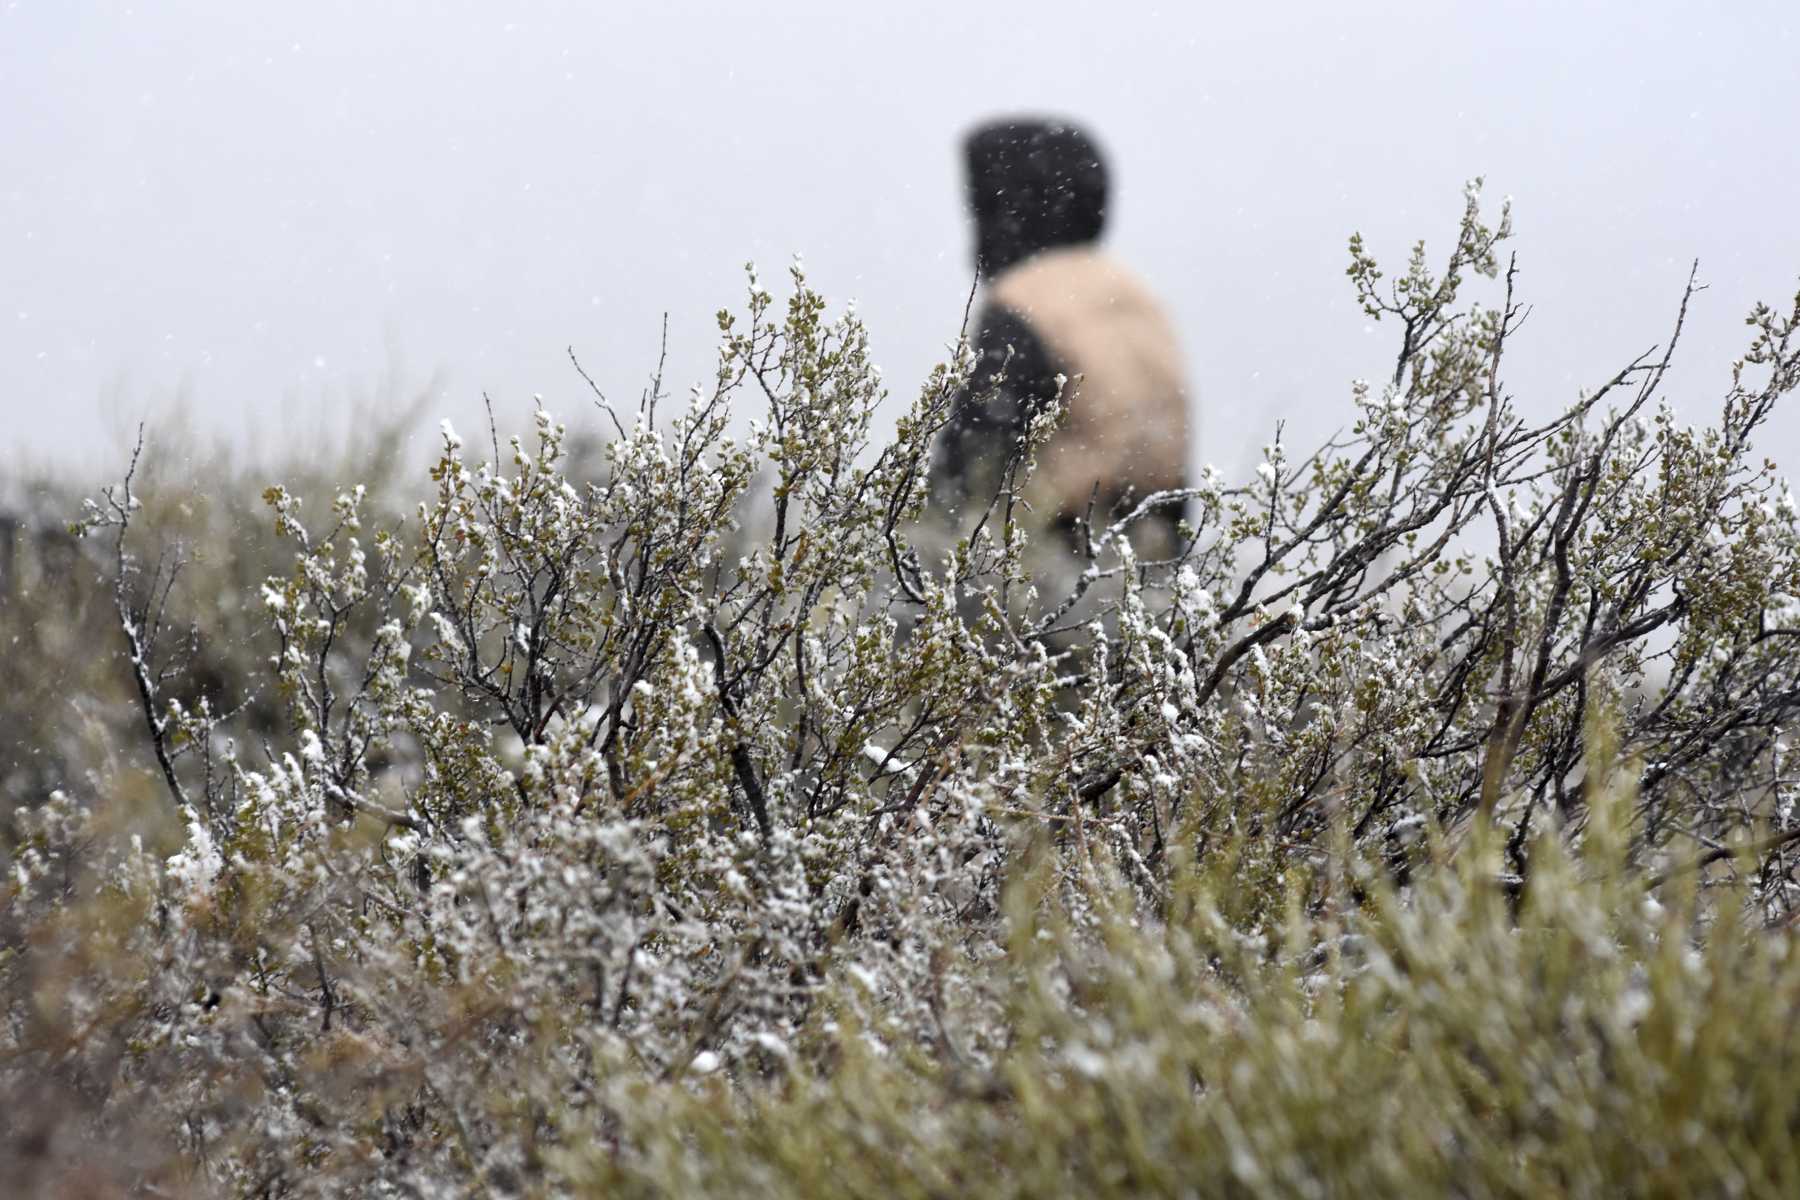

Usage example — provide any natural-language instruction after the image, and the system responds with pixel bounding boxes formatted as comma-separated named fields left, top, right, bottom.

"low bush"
left=4, top=187, right=1800, bottom=1196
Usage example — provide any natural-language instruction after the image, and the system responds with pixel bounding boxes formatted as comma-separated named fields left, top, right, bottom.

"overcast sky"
left=3, top=1, right=1798, bottom=482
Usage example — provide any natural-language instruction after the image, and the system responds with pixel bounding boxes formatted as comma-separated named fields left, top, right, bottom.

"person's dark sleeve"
left=926, top=302, right=1063, bottom=516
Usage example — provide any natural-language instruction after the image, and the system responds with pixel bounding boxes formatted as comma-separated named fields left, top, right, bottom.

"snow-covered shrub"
left=6, top=189, right=1800, bottom=1195
left=572, top=779, right=1800, bottom=1197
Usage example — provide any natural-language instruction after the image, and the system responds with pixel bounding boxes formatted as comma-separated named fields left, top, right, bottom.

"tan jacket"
left=987, top=245, right=1190, bottom=519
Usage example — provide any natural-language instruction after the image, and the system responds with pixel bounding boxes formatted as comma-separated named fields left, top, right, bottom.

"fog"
left=4, top=1, right=1797, bottom=480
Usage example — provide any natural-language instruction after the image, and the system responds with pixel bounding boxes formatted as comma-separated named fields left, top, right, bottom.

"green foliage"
left=575, top=806, right=1800, bottom=1198
left=5, top=192, right=1800, bottom=1196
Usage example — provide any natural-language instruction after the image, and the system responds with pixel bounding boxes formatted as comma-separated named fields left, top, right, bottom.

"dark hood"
left=964, top=118, right=1109, bottom=278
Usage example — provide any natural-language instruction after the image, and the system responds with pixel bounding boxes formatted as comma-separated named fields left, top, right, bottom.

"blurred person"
left=929, top=117, right=1191, bottom=553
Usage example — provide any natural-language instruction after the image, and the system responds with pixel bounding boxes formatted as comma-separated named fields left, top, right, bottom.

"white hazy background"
left=3, top=1, right=1798, bottom=481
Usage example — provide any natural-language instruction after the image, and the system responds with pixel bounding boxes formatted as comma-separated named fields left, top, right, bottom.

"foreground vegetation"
left=5, top=188, right=1800, bottom=1196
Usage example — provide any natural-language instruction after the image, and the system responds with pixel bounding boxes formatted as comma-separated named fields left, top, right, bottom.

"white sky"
left=3, top=1, right=1798, bottom=482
